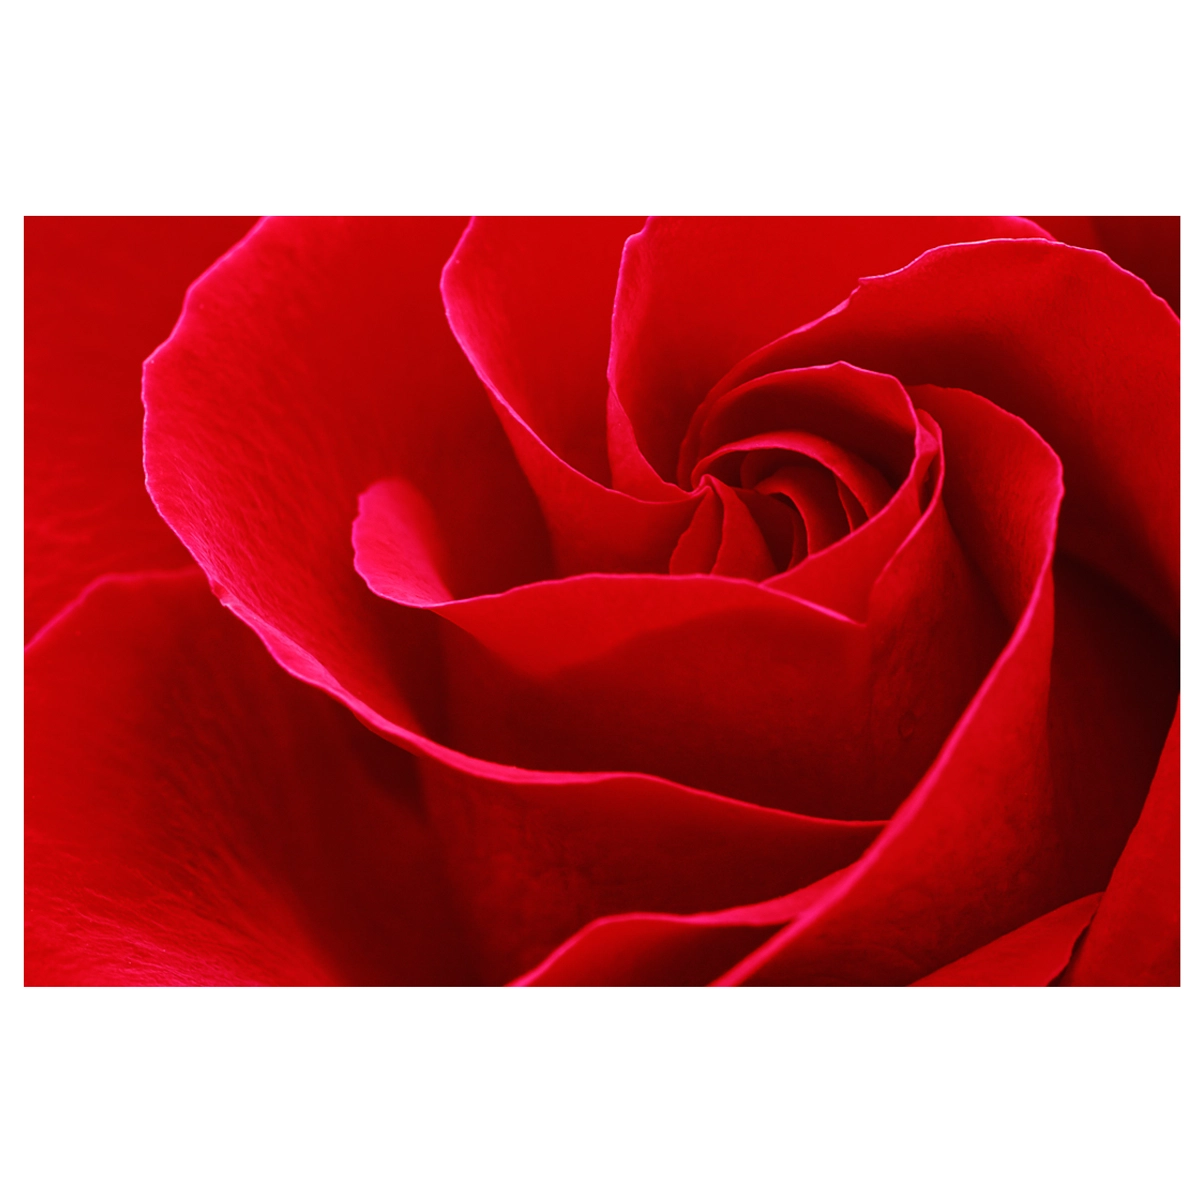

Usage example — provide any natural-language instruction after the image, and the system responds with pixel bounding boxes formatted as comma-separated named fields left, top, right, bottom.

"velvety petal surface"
left=25, top=569, right=474, bottom=985
left=441, top=217, right=645, bottom=482
left=354, top=381, right=1033, bottom=824
left=419, top=759, right=883, bottom=984
left=770, top=412, right=940, bottom=620
left=516, top=872, right=847, bottom=986
left=718, top=239, right=1180, bottom=631
left=438, top=217, right=700, bottom=576
left=608, top=216, right=1050, bottom=479
left=1059, top=702, right=1180, bottom=986
left=24, top=216, right=257, bottom=641
left=1032, top=215, right=1180, bottom=315
left=910, top=894, right=1102, bottom=986
left=516, top=390, right=1090, bottom=985
left=361, top=481, right=1001, bottom=821
left=716, top=559, right=1175, bottom=985
left=144, top=217, right=552, bottom=742
left=126, top=217, right=1179, bottom=989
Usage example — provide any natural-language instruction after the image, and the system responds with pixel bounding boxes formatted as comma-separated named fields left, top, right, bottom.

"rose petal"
left=352, top=374, right=1016, bottom=826
left=910, top=894, right=1102, bottom=986
left=516, top=870, right=850, bottom=986
left=429, top=577, right=875, bottom=817
left=1032, top=215, right=1180, bottom=315
left=607, top=385, right=689, bottom=500
left=24, top=216, right=256, bottom=641
left=722, top=561, right=1176, bottom=985
left=682, top=362, right=917, bottom=492
left=770, top=413, right=940, bottom=620
left=414, top=528, right=996, bottom=821
left=352, top=478, right=456, bottom=605
left=719, top=239, right=1180, bottom=631
left=518, top=920, right=783, bottom=988
left=1042, top=557, right=1179, bottom=902
left=419, top=759, right=883, bottom=984
left=472, top=401, right=701, bottom=575
left=708, top=478, right=779, bottom=580
left=437, top=216, right=700, bottom=575
left=752, top=459, right=849, bottom=554
left=668, top=486, right=724, bottom=574
left=144, top=217, right=551, bottom=740
left=25, top=569, right=474, bottom=985
left=1059, top=701, right=1180, bottom=986
left=441, top=216, right=645, bottom=483
left=609, top=216, right=1050, bottom=478
left=353, top=384, right=1006, bottom=821
left=732, top=484, right=803, bottom=573
left=704, top=430, right=892, bottom=518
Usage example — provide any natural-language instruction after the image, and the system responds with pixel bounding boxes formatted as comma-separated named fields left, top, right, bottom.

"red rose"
left=24, top=216, right=1178, bottom=986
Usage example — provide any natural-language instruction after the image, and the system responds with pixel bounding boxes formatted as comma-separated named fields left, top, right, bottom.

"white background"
left=2, top=2, right=1192, bottom=1196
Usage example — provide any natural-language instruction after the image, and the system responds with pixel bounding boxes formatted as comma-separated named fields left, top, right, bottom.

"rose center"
left=667, top=365, right=916, bottom=582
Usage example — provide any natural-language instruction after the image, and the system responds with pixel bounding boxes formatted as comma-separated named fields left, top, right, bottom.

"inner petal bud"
left=670, top=363, right=917, bottom=580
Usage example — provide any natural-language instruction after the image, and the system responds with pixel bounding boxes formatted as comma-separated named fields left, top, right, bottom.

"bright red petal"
left=144, top=217, right=550, bottom=738
left=441, top=217, right=645, bottom=482
left=25, top=570, right=474, bottom=985
left=609, top=216, right=1050, bottom=479
left=24, top=216, right=256, bottom=641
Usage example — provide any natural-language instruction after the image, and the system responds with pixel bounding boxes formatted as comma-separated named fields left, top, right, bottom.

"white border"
left=5, top=3, right=1192, bottom=1197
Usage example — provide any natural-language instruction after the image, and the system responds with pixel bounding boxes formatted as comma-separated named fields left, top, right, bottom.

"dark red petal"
left=610, top=216, right=1050, bottom=478
left=25, top=570, right=474, bottom=985
left=438, top=216, right=699, bottom=577
left=708, top=479, right=777, bottom=580
left=516, top=870, right=849, bottom=986
left=910, top=894, right=1101, bottom=986
left=717, top=373, right=1174, bottom=984
left=771, top=414, right=939, bottom=620
left=720, top=554, right=1175, bottom=986
left=1060, top=702, right=1180, bottom=986
left=753, top=460, right=849, bottom=554
left=668, top=487, right=723, bottom=574
left=721, top=594, right=1061, bottom=981
left=24, top=216, right=256, bottom=641
left=682, top=362, right=917, bottom=491
left=709, top=431, right=892, bottom=518
left=480, top=400, right=701, bottom=576
left=720, top=239, right=1180, bottom=631
left=607, top=387, right=689, bottom=500
left=1032, top=215, right=1180, bottom=315
left=1043, top=555, right=1178, bottom=904
left=441, top=217, right=645, bottom=482
left=144, top=217, right=550, bottom=738
left=518, top=919, right=782, bottom=988
left=732, top=485, right=802, bottom=573
left=836, top=481, right=868, bottom=530
left=419, top=758, right=883, bottom=984
left=1026, top=215, right=1100, bottom=250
